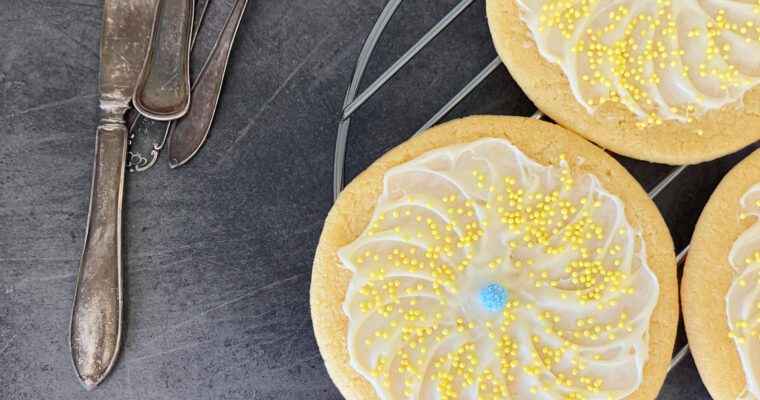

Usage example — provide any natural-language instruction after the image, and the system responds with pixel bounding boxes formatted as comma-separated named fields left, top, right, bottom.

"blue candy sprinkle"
left=480, top=283, right=509, bottom=313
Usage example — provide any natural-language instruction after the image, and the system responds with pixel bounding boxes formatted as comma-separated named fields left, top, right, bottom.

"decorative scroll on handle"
left=70, top=114, right=127, bottom=390
left=168, top=0, right=249, bottom=168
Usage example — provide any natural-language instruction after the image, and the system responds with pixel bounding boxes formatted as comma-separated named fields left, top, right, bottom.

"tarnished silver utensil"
left=133, top=0, right=194, bottom=120
left=70, top=0, right=156, bottom=390
left=168, top=0, right=249, bottom=168
left=127, top=0, right=211, bottom=172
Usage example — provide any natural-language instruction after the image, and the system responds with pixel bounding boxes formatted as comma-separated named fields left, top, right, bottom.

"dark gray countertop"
left=0, top=0, right=752, bottom=398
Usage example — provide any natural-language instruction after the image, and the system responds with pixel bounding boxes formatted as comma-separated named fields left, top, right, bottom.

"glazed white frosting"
left=727, top=183, right=760, bottom=400
left=516, top=0, right=760, bottom=127
left=339, top=139, right=659, bottom=399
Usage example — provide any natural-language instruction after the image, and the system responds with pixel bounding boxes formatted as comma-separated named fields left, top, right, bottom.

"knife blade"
left=168, top=0, right=249, bottom=168
left=70, top=0, right=156, bottom=389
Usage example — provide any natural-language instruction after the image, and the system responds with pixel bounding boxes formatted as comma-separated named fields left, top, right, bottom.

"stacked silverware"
left=69, top=0, right=248, bottom=389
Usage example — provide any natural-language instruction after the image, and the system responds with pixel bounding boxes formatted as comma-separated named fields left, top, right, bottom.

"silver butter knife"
left=70, top=0, right=156, bottom=389
left=168, top=0, right=249, bottom=168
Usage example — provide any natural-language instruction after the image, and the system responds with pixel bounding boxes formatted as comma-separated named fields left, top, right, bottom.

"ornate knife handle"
left=70, top=107, right=128, bottom=390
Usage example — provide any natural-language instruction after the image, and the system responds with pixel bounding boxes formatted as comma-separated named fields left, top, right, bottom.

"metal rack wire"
left=334, top=0, right=692, bottom=380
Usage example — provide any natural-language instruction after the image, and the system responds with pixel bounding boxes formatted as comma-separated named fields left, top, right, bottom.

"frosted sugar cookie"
left=682, top=148, right=760, bottom=399
left=487, top=0, right=760, bottom=164
left=311, top=116, right=678, bottom=399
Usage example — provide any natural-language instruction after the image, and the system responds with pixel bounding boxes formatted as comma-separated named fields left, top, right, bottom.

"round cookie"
left=311, top=116, right=678, bottom=399
left=486, top=0, right=760, bottom=165
left=682, top=148, right=760, bottom=399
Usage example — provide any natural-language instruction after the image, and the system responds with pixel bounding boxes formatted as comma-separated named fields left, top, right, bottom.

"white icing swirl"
left=516, top=0, right=760, bottom=126
left=727, top=183, right=760, bottom=400
left=339, top=139, right=659, bottom=399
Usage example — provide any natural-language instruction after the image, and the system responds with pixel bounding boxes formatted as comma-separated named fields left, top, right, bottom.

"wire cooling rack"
left=332, top=0, right=729, bottom=396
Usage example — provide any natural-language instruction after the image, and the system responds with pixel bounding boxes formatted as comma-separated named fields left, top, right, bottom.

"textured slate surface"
left=0, top=0, right=754, bottom=398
